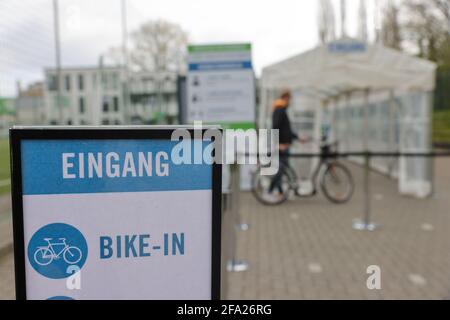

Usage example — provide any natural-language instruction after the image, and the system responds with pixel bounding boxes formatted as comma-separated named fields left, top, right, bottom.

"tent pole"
left=388, top=90, right=396, bottom=178
left=353, top=88, right=378, bottom=231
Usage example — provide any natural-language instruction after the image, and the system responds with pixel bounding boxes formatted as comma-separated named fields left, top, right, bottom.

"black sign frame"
left=10, top=127, right=222, bottom=300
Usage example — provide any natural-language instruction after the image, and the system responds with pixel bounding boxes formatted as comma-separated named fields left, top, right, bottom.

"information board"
left=10, top=127, right=221, bottom=300
left=187, top=43, right=256, bottom=129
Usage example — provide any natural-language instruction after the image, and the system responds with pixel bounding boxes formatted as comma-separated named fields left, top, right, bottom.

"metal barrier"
left=221, top=163, right=249, bottom=299
left=226, top=164, right=249, bottom=271
left=240, top=150, right=450, bottom=232
left=353, top=154, right=376, bottom=231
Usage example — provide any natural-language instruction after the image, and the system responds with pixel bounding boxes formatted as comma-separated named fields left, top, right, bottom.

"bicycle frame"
left=41, top=239, right=69, bottom=258
left=288, top=142, right=339, bottom=196
left=252, top=139, right=354, bottom=205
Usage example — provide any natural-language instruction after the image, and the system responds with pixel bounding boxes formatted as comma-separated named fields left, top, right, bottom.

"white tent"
left=262, top=38, right=436, bottom=94
left=260, top=38, right=437, bottom=198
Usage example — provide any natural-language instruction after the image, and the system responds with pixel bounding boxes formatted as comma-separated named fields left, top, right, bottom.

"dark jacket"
left=272, top=106, right=298, bottom=145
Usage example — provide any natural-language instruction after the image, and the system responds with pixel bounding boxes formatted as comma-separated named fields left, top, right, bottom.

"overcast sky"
left=0, top=0, right=380, bottom=96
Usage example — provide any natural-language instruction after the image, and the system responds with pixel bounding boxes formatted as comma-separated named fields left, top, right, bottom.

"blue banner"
left=189, top=61, right=252, bottom=72
left=328, top=41, right=367, bottom=54
left=21, top=140, right=212, bottom=195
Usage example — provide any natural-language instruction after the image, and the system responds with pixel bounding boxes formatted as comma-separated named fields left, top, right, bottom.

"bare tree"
left=129, top=20, right=188, bottom=73
left=340, top=0, right=347, bottom=37
left=404, top=0, right=448, bottom=62
left=432, top=0, right=450, bottom=66
left=318, top=0, right=336, bottom=43
left=104, top=19, right=188, bottom=123
left=431, top=0, right=450, bottom=28
left=381, top=0, right=403, bottom=50
left=358, top=0, right=368, bottom=42
left=106, top=19, right=189, bottom=73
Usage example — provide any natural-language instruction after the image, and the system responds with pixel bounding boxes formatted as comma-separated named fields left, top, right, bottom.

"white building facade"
left=128, top=71, right=178, bottom=124
left=15, top=82, right=46, bottom=125
left=44, top=67, right=178, bottom=126
left=44, top=66, right=125, bottom=125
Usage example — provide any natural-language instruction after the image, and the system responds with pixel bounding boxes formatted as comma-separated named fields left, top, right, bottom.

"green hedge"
left=0, top=139, right=10, bottom=194
left=435, top=69, right=450, bottom=111
left=433, top=110, right=450, bottom=144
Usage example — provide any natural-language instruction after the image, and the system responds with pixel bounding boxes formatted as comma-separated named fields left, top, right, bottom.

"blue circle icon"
left=28, top=223, right=88, bottom=279
left=47, top=296, right=75, bottom=300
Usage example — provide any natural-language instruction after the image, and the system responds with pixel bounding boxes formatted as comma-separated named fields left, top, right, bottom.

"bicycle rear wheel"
left=320, top=162, right=354, bottom=204
left=251, top=168, right=291, bottom=206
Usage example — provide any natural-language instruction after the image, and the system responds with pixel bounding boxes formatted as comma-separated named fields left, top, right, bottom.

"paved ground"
left=0, top=194, right=13, bottom=300
left=1, top=159, right=450, bottom=300
left=226, top=158, right=450, bottom=300
left=0, top=253, right=14, bottom=300
left=0, top=194, right=12, bottom=257
left=0, top=193, right=11, bottom=214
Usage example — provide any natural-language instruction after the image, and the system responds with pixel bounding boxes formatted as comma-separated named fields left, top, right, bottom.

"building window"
left=113, top=96, right=119, bottom=112
left=101, top=73, right=108, bottom=90
left=103, top=97, right=110, bottom=112
left=79, top=97, right=85, bottom=114
left=67, top=120, right=72, bottom=125
left=65, top=75, right=71, bottom=91
left=114, top=120, right=120, bottom=125
left=92, top=74, right=97, bottom=89
left=78, top=74, right=84, bottom=91
left=111, top=73, right=119, bottom=90
left=47, top=74, right=58, bottom=91
left=102, top=119, right=110, bottom=125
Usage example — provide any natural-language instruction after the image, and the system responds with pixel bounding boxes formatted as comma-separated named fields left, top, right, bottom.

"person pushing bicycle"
left=252, top=94, right=354, bottom=205
left=269, top=90, right=308, bottom=198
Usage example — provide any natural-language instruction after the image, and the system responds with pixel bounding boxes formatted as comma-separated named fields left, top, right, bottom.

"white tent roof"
left=261, top=39, right=437, bottom=97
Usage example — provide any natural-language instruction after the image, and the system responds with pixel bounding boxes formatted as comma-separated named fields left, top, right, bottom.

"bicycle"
left=252, top=139, right=354, bottom=206
left=33, top=238, right=83, bottom=266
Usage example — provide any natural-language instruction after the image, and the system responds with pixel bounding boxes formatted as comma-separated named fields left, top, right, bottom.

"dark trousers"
left=269, top=150, right=289, bottom=194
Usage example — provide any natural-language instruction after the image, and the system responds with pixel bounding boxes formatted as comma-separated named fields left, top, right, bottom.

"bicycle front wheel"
left=251, top=168, right=291, bottom=206
left=64, top=247, right=83, bottom=265
left=321, top=162, right=354, bottom=204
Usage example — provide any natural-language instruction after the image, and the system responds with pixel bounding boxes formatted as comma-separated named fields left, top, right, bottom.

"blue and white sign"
left=28, top=223, right=88, bottom=279
left=16, top=134, right=219, bottom=300
left=187, top=43, right=256, bottom=129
